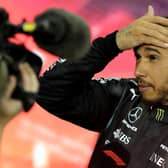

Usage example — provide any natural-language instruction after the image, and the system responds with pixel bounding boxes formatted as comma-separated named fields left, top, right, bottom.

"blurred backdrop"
left=0, top=0, right=168, bottom=167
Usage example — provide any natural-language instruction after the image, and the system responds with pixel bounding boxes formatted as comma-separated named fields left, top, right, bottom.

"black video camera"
left=0, top=8, right=42, bottom=111
left=0, top=6, right=90, bottom=111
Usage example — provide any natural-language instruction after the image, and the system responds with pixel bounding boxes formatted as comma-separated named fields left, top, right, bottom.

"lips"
left=137, top=79, right=153, bottom=92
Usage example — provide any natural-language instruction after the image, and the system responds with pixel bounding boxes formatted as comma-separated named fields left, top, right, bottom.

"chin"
left=141, top=94, right=161, bottom=105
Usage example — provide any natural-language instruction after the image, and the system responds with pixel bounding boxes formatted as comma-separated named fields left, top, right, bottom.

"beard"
left=141, top=88, right=168, bottom=106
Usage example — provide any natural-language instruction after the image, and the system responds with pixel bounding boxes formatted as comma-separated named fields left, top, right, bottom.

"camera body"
left=0, top=8, right=42, bottom=111
left=0, top=6, right=90, bottom=111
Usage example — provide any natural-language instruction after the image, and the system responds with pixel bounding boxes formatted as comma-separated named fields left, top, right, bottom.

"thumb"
left=146, top=5, right=154, bottom=16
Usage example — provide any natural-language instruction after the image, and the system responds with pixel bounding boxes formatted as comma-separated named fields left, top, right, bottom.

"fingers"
left=3, top=75, right=17, bottom=98
left=137, top=17, right=168, bottom=47
left=0, top=75, right=23, bottom=117
left=143, top=22, right=168, bottom=36
left=144, top=5, right=168, bottom=27
left=146, top=5, right=154, bottom=16
left=136, top=26, right=168, bottom=44
left=139, top=35, right=168, bottom=48
left=116, top=5, right=168, bottom=50
left=19, top=63, right=39, bottom=93
left=146, top=16, right=168, bottom=27
left=0, top=63, right=39, bottom=119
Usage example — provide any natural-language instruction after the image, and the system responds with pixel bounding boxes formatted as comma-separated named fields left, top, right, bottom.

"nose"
left=135, top=61, right=147, bottom=78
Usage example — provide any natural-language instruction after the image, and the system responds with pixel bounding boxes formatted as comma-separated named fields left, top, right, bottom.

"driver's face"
left=135, top=45, right=168, bottom=105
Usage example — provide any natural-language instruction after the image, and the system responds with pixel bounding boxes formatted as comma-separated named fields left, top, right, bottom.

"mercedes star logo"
left=128, top=107, right=143, bottom=124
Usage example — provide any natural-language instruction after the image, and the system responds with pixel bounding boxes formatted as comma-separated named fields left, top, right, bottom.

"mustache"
left=137, top=78, right=153, bottom=87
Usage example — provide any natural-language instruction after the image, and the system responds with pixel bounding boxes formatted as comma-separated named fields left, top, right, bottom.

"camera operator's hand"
left=116, top=5, right=168, bottom=51
left=0, top=63, right=39, bottom=129
left=0, top=61, right=8, bottom=98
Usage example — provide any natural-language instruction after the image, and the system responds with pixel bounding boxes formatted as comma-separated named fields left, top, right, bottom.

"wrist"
left=116, top=30, right=125, bottom=51
left=104, top=31, right=123, bottom=56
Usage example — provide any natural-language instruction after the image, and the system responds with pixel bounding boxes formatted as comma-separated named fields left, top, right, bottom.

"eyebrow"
left=145, top=47, right=161, bottom=54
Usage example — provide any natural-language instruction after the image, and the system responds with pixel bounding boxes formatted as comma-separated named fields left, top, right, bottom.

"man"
left=37, top=6, right=168, bottom=167
left=0, top=62, right=39, bottom=143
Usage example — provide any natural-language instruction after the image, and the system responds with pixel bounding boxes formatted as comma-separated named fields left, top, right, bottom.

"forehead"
left=135, top=45, right=168, bottom=57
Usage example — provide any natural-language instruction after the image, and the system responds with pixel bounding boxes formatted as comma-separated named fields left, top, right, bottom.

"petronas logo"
left=155, top=108, right=165, bottom=122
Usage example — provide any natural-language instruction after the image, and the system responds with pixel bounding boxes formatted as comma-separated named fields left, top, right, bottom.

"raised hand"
left=116, top=5, right=168, bottom=50
left=0, top=63, right=39, bottom=126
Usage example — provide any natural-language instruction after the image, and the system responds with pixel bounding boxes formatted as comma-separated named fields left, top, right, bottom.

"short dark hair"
left=133, top=46, right=141, bottom=59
